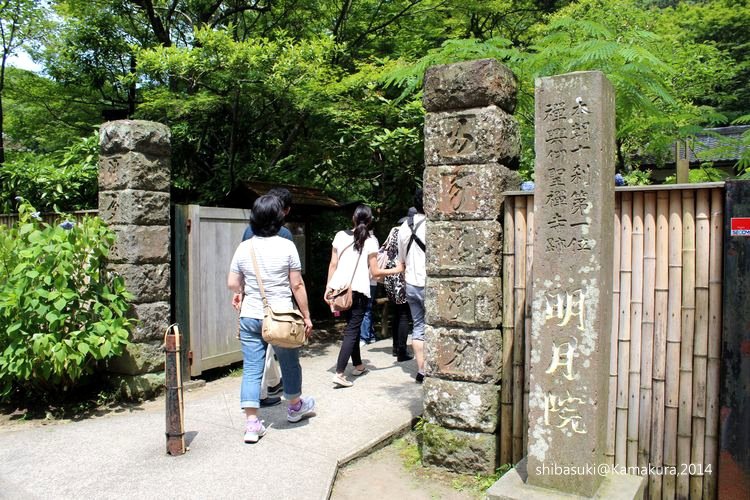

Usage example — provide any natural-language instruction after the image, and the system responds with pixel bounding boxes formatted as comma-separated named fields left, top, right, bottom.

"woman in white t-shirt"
left=325, top=205, right=403, bottom=387
left=228, top=195, right=316, bottom=443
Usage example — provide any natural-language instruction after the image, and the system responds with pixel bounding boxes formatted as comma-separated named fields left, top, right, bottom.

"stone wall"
left=98, top=120, right=171, bottom=398
left=421, top=59, right=520, bottom=474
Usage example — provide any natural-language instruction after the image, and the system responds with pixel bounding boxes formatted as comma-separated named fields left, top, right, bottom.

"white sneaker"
left=332, top=374, right=353, bottom=387
left=243, top=418, right=267, bottom=443
left=287, top=397, right=316, bottom=423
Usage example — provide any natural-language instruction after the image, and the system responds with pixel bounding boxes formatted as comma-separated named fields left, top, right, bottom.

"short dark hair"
left=267, top=187, right=292, bottom=210
left=413, top=188, right=424, bottom=214
left=250, top=195, right=285, bottom=237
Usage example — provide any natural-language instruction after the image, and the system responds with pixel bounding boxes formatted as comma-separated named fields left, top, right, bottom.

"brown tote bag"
left=325, top=241, right=362, bottom=312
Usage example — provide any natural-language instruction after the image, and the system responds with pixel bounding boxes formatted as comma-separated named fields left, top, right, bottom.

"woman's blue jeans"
left=239, top=318, right=302, bottom=408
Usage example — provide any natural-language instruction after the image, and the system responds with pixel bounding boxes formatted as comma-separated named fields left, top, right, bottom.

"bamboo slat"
left=703, top=189, right=723, bottom=500
left=512, top=196, right=527, bottom=463
left=677, top=189, right=696, bottom=500
left=639, top=192, right=657, bottom=469
left=649, top=190, right=670, bottom=498
left=501, top=197, right=516, bottom=465
left=607, top=193, right=623, bottom=466
left=499, top=184, right=725, bottom=496
left=616, top=192, right=633, bottom=467
left=523, top=199, right=534, bottom=456
left=691, top=189, right=711, bottom=499
left=663, top=190, right=683, bottom=499
left=627, top=192, right=644, bottom=468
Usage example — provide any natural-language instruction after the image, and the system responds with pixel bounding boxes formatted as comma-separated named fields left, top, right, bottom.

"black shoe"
left=392, top=350, right=398, bottom=357
left=267, top=381, right=283, bottom=396
left=397, top=354, right=414, bottom=362
left=415, top=373, right=424, bottom=384
left=260, top=396, right=281, bottom=407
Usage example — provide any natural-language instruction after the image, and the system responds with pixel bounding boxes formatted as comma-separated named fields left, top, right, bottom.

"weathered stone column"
left=421, top=59, right=520, bottom=474
left=488, top=72, right=644, bottom=499
left=98, top=120, right=171, bottom=398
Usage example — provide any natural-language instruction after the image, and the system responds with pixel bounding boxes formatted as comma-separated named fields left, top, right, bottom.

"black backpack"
left=406, top=215, right=425, bottom=255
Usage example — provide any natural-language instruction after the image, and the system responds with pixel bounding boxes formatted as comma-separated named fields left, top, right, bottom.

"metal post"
left=165, top=324, right=186, bottom=455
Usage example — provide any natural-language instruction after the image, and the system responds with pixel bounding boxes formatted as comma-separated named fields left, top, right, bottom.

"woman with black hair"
left=325, top=204, right=403, bottom=387
left=228, top=195, right=315, bottom=443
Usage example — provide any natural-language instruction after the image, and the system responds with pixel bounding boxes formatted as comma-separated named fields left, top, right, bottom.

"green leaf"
left=53, top=298, right=67, bottom=311
left=100, top=340, right=112, bottom=357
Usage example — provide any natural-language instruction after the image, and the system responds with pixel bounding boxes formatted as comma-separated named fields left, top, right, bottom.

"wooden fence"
left=0, top=210, right=98, bottom=228
left=501, top=183, right=724, bottom=500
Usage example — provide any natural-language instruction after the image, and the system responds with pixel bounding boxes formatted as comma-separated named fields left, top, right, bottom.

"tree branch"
left=211, top=1, right=272, bottom=28
left=129, top=0, right=172, bottom=46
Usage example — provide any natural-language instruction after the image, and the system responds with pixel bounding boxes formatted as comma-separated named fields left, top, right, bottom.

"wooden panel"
left=175, top=205, right=251, bottom=376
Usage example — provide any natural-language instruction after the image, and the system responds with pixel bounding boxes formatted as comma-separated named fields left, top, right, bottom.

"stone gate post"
left=421, top=59, right=521, bottom=473
left=488, top=72, right=645, bottom=499
left=98, top=120, right=171, bottom=397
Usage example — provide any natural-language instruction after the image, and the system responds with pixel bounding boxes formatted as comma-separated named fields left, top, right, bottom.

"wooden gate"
left=174, top=205, right=251, bottom=377
left=501, top=183, right=725, bottom=500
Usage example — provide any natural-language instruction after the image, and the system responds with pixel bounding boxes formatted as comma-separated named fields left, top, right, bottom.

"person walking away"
left=359, top=228, right=378, bottom=346
left=232, top=188, right=293, bottom=406
left=325, top=205, right=403, bottom=387
left=228, top=195, right=315, bottom=443
left=397, top=190, right=427, bottom=383
left=359, top=275, right=378, bottom=347
left=380, top=214, right=413, bottom=362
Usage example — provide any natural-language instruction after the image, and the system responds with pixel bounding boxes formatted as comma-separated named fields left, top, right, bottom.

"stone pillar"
left=421, top=59, right=521, bottom=474
left=488, top=72, right=644, bottom=499
left=527, top=71, right=615, bottom=496
left=98, top=120, right=171, bottom=397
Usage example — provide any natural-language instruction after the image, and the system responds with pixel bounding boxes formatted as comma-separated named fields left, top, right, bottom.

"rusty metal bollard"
left=165, top=324, right=186, bottom=455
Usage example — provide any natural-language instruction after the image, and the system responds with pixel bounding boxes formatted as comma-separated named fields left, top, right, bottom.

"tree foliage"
left=1, top=0, right=747, bottom=212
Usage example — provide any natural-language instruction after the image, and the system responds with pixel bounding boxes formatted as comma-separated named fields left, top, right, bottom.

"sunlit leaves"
left=0, top=200, right=134, bottom=400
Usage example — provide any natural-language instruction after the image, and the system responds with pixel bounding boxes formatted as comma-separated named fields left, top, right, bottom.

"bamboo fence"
left=616, top=192, right=633, bottom=468
left=500, top=186, right=723, bottom=500
left=0, top=209, right=99, bottom=228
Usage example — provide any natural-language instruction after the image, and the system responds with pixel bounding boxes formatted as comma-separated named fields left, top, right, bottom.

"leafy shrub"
left=621, top=169, right=653, bottom=186
left=0, top=200, right=133, bottom=400
left=0, top=133, right=99, bottom=213
left=664, top=163, right=730, bottom=184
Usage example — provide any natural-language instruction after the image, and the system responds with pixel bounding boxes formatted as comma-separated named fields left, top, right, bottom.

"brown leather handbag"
left=325, top=242, right=362, bottom=312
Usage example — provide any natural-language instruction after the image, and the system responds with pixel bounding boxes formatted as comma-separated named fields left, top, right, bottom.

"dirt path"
left=331, top=435, right=481, bottom=500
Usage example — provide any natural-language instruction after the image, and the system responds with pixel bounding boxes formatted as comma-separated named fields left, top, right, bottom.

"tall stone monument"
left=421, top=59, right=520, bottom=473
left=488, top=72, right=644, bottom=498
left=98, top=120, right=172, bottom=398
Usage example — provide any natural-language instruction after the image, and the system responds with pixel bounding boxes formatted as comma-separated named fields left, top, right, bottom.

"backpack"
left=406, top=215, right=426, bottom=255
left=380, top=227, right=406, bottom=304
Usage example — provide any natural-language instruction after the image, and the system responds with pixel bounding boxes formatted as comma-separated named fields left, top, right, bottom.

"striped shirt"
left=229, top=236, right=301, bottom=319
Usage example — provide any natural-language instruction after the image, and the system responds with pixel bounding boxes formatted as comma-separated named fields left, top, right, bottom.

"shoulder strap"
left=406, top=215, right=426, bottom=255
left=338, top=240, right=355, bottom=257
left=348, top=248, right=363, bottom=287
left=335, top=237, right=361, bottom=287
left=248, top=240, right=269, bottom=309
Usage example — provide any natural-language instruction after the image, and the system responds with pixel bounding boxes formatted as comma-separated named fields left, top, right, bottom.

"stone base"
left=487, top=458, right=645, bottom=500
left=110, top=372, right=165, bottom=401
left=421, top=425, right=498, bottom=475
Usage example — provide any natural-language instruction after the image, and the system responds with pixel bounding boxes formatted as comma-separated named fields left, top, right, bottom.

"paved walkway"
left=0, top=339, right=423, bottom=499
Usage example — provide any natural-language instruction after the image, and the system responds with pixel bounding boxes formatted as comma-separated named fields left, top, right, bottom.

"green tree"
left=382, top=0, right=736, bottom=175
left=0, top=0, right=50, bottom=163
